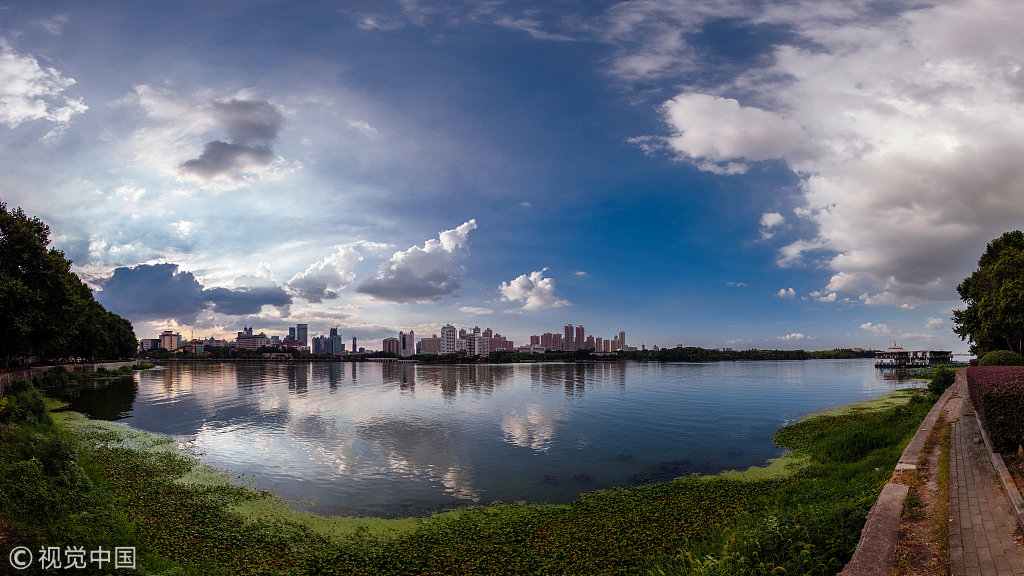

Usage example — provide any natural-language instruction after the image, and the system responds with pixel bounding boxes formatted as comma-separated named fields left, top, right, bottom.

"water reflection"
left=61, top=359, right=918, bottom=512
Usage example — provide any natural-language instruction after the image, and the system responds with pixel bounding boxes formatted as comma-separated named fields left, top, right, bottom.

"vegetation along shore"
left=0, top=366, right=938, bottom=576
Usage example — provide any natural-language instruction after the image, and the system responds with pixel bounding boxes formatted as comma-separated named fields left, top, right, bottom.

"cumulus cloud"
left=725, top=338, right=752, bottom=348
left=459, top=306, right=493, bottom=315
left=861, top=321, right=930, bottom=340
left=621, top=0, right=1024, bottom=306
left=759, top=212, right=784, bottom=239
left=96, top=263, right=293, bottom=325
left=775, top=287, right=795, bottom=298
left=0, top=45, right=86, bottom=129
left=498, top=267, right=571, bottom=310
left=356, top=220, right=477, bottom=303
left=926, top=317, right=949, bottom=331
left=287, top=244, right=367, bottom=304
left=777, top=333, right=815, bottom=341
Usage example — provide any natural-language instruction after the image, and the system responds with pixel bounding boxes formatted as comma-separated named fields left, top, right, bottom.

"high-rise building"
left=564, top=324, right=574, bottom=351
left=458, top=328, right=467, bottom=339
left=296, top=324, right=308, bottom=345
left=595, top=336, right=603, bottom=352
left=352, top=336, right=357, bottom=353
left=576, top=325, right=585, bottom=350
left=288, top=327, right=296, bottom=341
left=541, top=332, right=554, bottom=350
left=585, top=335, right=595, bottom=350
left=551, top=333, right=562, bottom=350
left=619, top=331, right=626, bottom=349
left=398, top=330, right=415, bottom=357
left=482, top=328, right=493, bottom=338
left=382, top=337, right=400, bottom=355
left=441, top=324, right=458, bottom=354
left=530, top=335, right=540, bottom=346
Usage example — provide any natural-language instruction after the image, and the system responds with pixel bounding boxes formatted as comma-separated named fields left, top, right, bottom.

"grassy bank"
left=0, top=380, right=936, bottom=575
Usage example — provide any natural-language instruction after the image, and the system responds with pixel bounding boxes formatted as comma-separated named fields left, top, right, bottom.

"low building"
left=875, top=344, right=953, bottom=367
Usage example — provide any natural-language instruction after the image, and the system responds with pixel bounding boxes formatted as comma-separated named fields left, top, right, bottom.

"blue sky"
left=3, top=0, right=1019, bottom=353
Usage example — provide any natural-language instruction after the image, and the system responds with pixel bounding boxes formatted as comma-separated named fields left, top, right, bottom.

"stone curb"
left=970, top=377, right=1024, bottom=535
left=840, top=379, right=960, bottom=576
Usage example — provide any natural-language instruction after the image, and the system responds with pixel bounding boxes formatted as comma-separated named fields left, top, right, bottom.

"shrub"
left=966, top=366, right=1024, bottom=451
left=0, top=379, right=52, bottom=425
left=979, top=350, right=1024, bottom=366
left=929, top=365, right=956, bottom=396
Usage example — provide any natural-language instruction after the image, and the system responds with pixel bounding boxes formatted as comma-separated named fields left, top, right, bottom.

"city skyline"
left=1, top=1, right=1018, bottom=354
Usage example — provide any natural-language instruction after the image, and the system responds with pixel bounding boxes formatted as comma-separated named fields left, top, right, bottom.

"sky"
left=2, top=0, right=1021, bottom=354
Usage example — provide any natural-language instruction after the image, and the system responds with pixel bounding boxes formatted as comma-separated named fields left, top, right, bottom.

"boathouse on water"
left=875, top=343, right=953, bottom=367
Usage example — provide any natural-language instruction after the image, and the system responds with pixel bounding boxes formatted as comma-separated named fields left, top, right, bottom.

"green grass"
left=0, top=380, right=937, bottom=575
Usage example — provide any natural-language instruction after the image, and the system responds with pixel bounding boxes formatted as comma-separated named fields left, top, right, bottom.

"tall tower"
left=619, top=330, right=626, bottom=349
left=575, top=325, right=585, bottom=351
left=296, top=324, right=308, bottom=345
left=352, top=336, right=357, bottom=352
left=564, top=324, right=574, bottom=351
left=441, top=324, right=457, bottom=354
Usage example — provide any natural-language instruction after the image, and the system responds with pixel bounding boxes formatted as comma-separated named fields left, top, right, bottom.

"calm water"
left=64, top=359, right=913, bottom=514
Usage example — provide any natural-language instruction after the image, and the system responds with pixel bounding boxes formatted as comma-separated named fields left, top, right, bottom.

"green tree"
left=0, top=201, right=137, bottom=364
left=953, top=231, right=1024, bottom=355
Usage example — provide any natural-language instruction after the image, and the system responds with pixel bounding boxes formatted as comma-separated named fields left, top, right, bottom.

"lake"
left=64, top=359, right=915, bottom=514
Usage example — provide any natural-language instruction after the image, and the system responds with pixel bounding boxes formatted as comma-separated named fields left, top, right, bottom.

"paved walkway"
left=950, top=379, right=1024, bottom=576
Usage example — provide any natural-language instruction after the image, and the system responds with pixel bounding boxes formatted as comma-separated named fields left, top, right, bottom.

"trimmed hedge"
left=979, top=350, right=1024, bottom=366
left=966, top=366, right=1024, bottom=452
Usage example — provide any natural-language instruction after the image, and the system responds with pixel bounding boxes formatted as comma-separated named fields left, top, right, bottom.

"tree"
left=0, top=201, right=137, bottom=364
left=953, top=231, right=1024, bottom=356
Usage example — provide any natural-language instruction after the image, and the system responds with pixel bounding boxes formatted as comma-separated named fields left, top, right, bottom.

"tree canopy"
left=0, top=201, right=137, bottom=365
left=953, top=230, right=1024, bottom=356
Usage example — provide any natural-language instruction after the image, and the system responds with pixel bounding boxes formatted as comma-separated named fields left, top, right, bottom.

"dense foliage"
left=953, top=230, right=1024, bottom=356
left=978, top=350, right=1024, bottom=366
left=0, top=202, right=137, bottom=366
left=928, top=364, right=957, bottom=395
left=966, top=366, right=1024, bottom=452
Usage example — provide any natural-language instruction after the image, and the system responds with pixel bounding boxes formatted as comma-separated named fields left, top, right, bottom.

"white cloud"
left=575, top=271, right=590, bottom=277
left=287, top=244, right=365, bottom=303
left=0, top=45, right=86, bottom=129
left=926, top=317, right=948, bottom=331
left=759, top=212, right=784, bottom=239
left=624, top=0, right=1024, bottom=306
left=459, top=306, right=493, bottom=315
left=777, top=333, right=815, bottom=341
left=860, top=322, right=893, bottom=337
left=355, top=220, right=477, bottom=303
left=170, top=220, right=196, bottom=237
left=775, top=287, right=795, bottom=298
left=499, top=267, right=571, bottom=310
left=725, top=338, right=752, bottom=348
left=348, top=119, right=378, bottom=138
left=727, top=281, right=747, bottom=287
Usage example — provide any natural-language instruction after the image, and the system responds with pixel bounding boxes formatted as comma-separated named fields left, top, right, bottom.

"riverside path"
left=950, top=376, right=1024, bottom=575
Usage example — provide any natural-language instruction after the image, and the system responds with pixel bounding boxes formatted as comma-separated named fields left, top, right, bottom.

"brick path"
left=950, top=380, right=1024, bottom=575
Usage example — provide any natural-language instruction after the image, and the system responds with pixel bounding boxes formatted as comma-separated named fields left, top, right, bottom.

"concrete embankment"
left=840, top=378, right=959, bottom=576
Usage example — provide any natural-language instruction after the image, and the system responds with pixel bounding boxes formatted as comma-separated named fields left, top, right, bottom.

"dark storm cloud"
left=176, top=98, right=284, bottom=183
left=355, top=269, right=461, bottom=304
left=177, top=140, right=275, bottom=182
left=96, top=263, right=293, bottom=324
left=210, top=99, right=283, bottom=145
left=96, top=263, right=207, bottom=325
left=204, top=285, right=292, bottom=316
